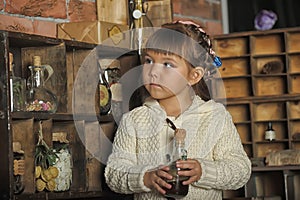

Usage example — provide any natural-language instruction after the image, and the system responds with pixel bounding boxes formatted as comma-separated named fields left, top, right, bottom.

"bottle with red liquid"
left=165, top=128, right=189, bottom=199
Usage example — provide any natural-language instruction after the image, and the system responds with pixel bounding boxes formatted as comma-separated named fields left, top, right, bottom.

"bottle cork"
left=33, top=56, right=41, bottom=66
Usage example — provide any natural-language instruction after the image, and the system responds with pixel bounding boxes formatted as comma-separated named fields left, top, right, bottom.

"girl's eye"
left=164, top=62, right=173, bottom=68
left=144, top=58, right=153, bottom=64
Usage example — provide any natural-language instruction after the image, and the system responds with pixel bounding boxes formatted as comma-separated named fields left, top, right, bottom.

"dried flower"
left=254, top=9, right=278, bottom=31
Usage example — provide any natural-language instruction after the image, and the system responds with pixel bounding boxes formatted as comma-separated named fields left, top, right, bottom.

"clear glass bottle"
left=26, top=56, right=57, bottom=113
left=9, top=52, right=26, bottom=112
left=165, top=129, right=189, bottom=199
left=129, top=0, right=153, bottom=55
left=265, top=122, right=276, bottom=141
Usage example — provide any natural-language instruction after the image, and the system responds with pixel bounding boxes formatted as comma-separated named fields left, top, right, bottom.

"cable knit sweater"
left=105, top=96, right=251, bottom=200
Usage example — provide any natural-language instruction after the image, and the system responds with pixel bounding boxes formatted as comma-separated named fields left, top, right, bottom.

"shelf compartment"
left=253, top=75, right=287, bottom=96
left=253, top=121, right=288, bottom=142
left=287, top=100, right=300, bottom=119
left=292, top=141, right=300, bottom=150
left=286, top=31, right=300, bottom=53
left=213, top=36, right=249, bottom=58
left=253, top=102, right=286, bottom=121
left=235, top=123, right=252, bottom=143
left=288, top=54, right=300, bottom=73
left=256, top=142, right=288, bottom=158
left=12, top=118, right=36, bottom=193
left=246, top=171, right=284, bottom=198
left=251, top=33, right=285, bottom=55
left=252, top=56, right=285, bottom=75
left=290, top=121, right=300, bottom=140
left=288, top=74, right=300, bottom=94
left=213, top=77, right=252, bottom=99
left=52, top=121, right=87, bottom=192
left=243, top=144, right=253, bottom=158
left=218, top=57, right=250, bottom=78
left=227, top=103, right=250, bottom=122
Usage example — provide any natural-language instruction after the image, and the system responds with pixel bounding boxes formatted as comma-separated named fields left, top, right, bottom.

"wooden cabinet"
left=0, top=31, right=134, bottom=200
left=212, top=27, right=300, bottom=199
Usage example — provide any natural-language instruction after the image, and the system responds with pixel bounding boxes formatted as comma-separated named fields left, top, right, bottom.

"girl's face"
left=142, top=50, right=194, bottom=101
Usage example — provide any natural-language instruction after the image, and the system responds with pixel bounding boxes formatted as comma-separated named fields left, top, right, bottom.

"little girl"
left=105, top=21, right=251, bottom=200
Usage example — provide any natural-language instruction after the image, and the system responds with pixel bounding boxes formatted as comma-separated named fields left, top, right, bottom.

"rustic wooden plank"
left=96, top=0, right=129, bottom=25
left=85, top=121, right=102, bottom=191
left=66, top=49, right=91, bottom=113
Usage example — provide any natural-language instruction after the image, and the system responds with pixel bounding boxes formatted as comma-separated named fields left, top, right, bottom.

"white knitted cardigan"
left=105, top=96, right=251, bottom=200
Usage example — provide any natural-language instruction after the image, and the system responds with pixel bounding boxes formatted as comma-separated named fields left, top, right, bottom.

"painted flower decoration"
left=254, top=9, right=278, bottom=31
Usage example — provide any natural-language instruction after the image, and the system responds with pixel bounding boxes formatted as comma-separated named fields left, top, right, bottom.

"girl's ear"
left=188, top=67, right=204, bottom=86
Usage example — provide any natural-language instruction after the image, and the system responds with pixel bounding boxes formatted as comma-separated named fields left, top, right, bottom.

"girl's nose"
left=149, top=63, right=162, bottom=78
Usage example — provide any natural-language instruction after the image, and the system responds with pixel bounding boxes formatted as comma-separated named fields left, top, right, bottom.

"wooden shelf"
left=212, top=27, right=300, bottom=200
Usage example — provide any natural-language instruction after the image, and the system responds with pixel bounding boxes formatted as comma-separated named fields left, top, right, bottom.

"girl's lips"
left=149, top=83, right=161, bottom=87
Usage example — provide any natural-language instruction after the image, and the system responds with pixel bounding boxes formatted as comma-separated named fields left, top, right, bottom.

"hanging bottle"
left=165, top=119, right=189, bottom=199
left=9, top=52, right=26, bottom=112
left=265, top=122, right=276, bottom=141
left=129, top=0, right=153, bottom=55
left=98, top=60, right=112, bottom=115
left=26, top=56, right=58, bottom=113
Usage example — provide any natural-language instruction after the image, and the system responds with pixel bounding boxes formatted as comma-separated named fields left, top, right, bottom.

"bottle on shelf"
left=265, top=122, right=276, bottom=141
left=129, top=0, right=153, bottom=55
left=26, top=56, right=58, bottom=113
left=9, top=52, right=26, bottom=112
left=165, top=118, right=189, bottom=199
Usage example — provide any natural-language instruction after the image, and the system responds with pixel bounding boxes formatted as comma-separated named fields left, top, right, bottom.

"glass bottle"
left=129, top=0, right=153, bottom=55
left=265, top=122, right=276, bottom=141
left=26, top=56, right=58, bottom=113
left=165, top=129, right=189, bottom=199
left=9, top=52, right=26, bottom=112
left=99, top=64, right=112, bottom=115
left=52, top=132, right=72, bottom=191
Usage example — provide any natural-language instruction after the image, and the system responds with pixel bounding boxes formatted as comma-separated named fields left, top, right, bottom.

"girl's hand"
left=143, top=165, right=173, bottom=195
left=176, top=159, right=202, bottom=185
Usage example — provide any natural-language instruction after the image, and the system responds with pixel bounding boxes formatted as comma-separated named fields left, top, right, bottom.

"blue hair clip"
left=213, top=56, right=222, bottom=67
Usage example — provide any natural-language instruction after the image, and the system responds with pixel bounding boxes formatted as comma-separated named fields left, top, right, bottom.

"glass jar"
left=26, top=56, right=57, bottom=113
left=52, top=132, right=72, bottom=191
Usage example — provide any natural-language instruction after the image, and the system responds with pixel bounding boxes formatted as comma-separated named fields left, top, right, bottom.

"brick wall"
left=172, top=0, right=223, bottom=35
left=0, top=0, right=222, bottom=38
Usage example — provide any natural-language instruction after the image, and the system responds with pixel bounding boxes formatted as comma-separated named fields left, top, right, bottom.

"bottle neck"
left=29, top=66, right=45, bottom=87
left=173, top=140, right=187, bottom=161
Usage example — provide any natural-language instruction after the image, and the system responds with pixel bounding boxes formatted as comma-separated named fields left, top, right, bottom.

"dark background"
left=228, top=0, right=300, bottom=33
